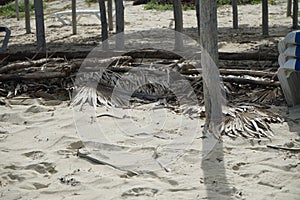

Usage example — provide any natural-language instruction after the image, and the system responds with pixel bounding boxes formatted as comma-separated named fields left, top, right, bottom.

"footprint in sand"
left=121, top=187, right=159, bottom=197
left=22, top=151, right=45, bottom=160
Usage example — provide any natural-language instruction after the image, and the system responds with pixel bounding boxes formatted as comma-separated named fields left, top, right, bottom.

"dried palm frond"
left=222, top=105, right=283, bottom=139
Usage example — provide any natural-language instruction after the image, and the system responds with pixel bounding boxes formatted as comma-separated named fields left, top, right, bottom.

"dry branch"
left=0, top=58, right=65, bottom=73
left=0, top=50, right=279, bottom=62
left=0, top=71, right=68, bottom=81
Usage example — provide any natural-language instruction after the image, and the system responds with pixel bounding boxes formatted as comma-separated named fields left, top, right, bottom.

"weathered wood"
left=115, top=0, right=124, bottom=49
left=293, top=0, right=299, bottom=29
left=15, top=0, right=19, bottom=21
left=0, top=50, right=279, bottom=63
left=173, top=0, right=183, bottom=50
left=0, top=58, right=64, bottom=73
left=107, top=0, right=113, bottom=31
left=72, top=0, right=77, bottom=35
left=70, top=55, right=133, bottom=70
left=195, top=0, right=200, bottom=35
left=24, top=0, right=31, bottom=34
left=232, top=0, right=238, bottom=29
left=180, top=68, right=276, bottom=78
left=200, top=0, right=222, bottom=133
left=262, top=0, right=268, bottom=36
left=34, top=0, right=46, bottom=52
left=98, top=0, right=108, bottom=49
left=287, top=0, right=292, bottom=16
left=221, top=76, right=280, bottom=87
left=0, top=71, right=69, bottom=81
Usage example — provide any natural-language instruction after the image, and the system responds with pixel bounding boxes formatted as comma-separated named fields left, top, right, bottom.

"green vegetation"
left=145, top=0, right=277, bottom=11
left=144, top=0, right=195, bottom=11
left=85, top=0, right=98, bottom=7
left=0, top=1, right=41, bottom=17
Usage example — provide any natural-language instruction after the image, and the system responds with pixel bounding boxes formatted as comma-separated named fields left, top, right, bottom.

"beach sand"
left=1, top=0, right=300, bottom=199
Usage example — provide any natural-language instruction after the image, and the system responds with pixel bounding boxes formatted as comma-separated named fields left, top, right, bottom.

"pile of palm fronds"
left=0, top=50, right=285, bottom=139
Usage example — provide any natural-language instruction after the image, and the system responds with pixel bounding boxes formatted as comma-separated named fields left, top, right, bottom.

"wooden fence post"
left=99, top=0, right=108, bottom=49
left=108, top=0, right=113, bottom=31
left=34, top=0, right=46, bottom=52
left=173, top=0, right=183, bottom=50
left=232, top=0, right=238, bottom=29
left=115, top=0, right=124, bottom=49
left=15, top=0, right=20, bottom=21
left=24, top=0, right=31, bottom=34
left=293, top=0, right=299, bottom=29
left=72, top=0, right=77, bottom=35
left=262, top=0, right=269, bottom=36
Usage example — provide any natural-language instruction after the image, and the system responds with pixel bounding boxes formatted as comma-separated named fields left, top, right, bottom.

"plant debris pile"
left=0, top=49, right=285, bottom=139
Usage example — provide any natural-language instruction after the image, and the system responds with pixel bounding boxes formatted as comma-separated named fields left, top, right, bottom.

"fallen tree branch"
left=0, top=71, right=68, bottom=81
left=77, top=149, right=139, bottom=176
left=267, top=145, right=300, bottom=152
left=0, top=50, right=278, bottom=62
left=0, top=58, right=65, bottom=73
left=221, top=76, right=280, bottom=87
left=180, top=68, right=276, bottom=78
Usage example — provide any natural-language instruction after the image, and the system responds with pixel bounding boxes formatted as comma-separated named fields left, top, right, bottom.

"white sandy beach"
left=0, top=0, right=300, bottom=199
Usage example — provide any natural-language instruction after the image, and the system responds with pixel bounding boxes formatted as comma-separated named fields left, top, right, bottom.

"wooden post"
left=287, top=0, right=292, bottom=16
left=15, top=0, right=19, bottom=21
left=99, top=0, right=108, bottom=49
left=72, top=0, right=77, bottom=35
left=24, top=0, right=31, bottom=34
left=34, top=0, right=46, bottom=52
left=115, top=0, right=124, bottom=49
left=195, top=0, right=200, bottom=36
left=108, top=0, right=113, bottom=31
left=232, top=0, right=238, bottom=29
left=173, top=0, right=183, bottom=50
left=200, top=0, right=222, bottom=134
left=262, top=0, right=268, bottom=36
left=293, top=0, right=299, bottom=29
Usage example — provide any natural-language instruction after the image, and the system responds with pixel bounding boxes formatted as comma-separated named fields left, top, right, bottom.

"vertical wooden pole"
left=108, top=0, right=113, bottom=31
left=195, top=0, right=200, bottom=36
left=99, top=0, right=108, bottom=49
left=232, top=0, right=238, bottom=29
left=200, top=0, right=221, bottom=133
left=24, top=0, right=31, bottom=34
left=293, top=0, right=299, bottom=29
left=262, top=0, right=268, bottom=36
left=15, top=0, right=20, bottom=21
left=173, top=0, right=183, bottom=51
left=72, top=0, right=77, bottom=35
left=115, top=0, right=124, bottom=49
left=34, top=0, right=46, bottom=52
left=287, top=0, right=292, bottom=16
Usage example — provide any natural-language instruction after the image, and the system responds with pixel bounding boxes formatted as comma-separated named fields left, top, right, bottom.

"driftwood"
left=0, top=58, right=65, bottom=73
left=0, top=71, right=69, bottom=81
left=221, top=76, right=280, bottom=87
left=0, top=50, right=279, bottom=63
left=181, top=68, right=276, bottom=78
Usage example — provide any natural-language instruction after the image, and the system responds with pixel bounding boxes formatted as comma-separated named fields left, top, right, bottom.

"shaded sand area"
left=0, top=0, right=296, bottom=52
left=0, top=0, right=300, bottom=199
